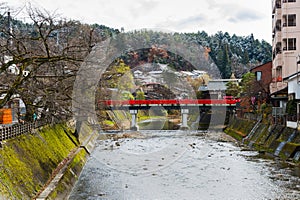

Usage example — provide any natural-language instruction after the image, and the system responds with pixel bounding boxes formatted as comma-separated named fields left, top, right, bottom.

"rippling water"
left=68, top=131, right=300, bottom=200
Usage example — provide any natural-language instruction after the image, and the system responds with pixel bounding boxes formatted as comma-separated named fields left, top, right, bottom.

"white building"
left=271, top=0, right=300, bottom=127
left=284, top=72, right=300, bottom=128
left=3, top=55, right=29, bottom=76
left=207, top=78, right=241, bottom=99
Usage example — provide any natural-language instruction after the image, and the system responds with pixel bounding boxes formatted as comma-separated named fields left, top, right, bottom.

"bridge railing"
left=0, top=120, right=48, bottom=142
left=98, top=98, right=241, bottom=107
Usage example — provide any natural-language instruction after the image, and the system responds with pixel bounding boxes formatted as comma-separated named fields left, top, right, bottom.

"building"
left=284, top=72, right=300, bottom=128
left=271, top=0, right=300, bottom=94
left=271, top=0, right=300, bottom=127
left=207, top=78, right=241, bottom=99
left=251, top=61, right=273, bottom=88
left=250, top=61, right=272, bottom=101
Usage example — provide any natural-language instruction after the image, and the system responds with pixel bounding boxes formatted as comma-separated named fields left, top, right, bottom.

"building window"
left=283, top=0, right=296, bottom=3
left=288, top=38, right=296, bottom=50
left=276, top=0, right=282, bottom=8
left=283, top=14, right=296, bottom=27
left=275, top=42, right=282, bottom=55
left=256, top=71, right=262, bottom=81
left=275, top=20, right=282, bottom=31
left=288, top=14, right=296, bottom=26
left=283, top=38, right=296, bottom=51
left=272, top=66, right=282, bottom=82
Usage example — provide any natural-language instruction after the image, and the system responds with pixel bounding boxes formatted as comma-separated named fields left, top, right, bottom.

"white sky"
left=5, top=0, right=272, bottom=43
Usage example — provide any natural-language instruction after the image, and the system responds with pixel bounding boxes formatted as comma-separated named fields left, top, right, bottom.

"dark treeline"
left=183, top=31, right=272, bottom=78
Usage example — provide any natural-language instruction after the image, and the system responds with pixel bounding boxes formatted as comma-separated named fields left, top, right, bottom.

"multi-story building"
left=271, top=0, right=300, bottom=127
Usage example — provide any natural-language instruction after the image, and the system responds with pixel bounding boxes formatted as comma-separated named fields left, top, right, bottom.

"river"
left=68, top=130, right=300, bottom=200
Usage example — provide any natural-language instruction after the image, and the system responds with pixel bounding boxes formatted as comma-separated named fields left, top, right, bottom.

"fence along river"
left=68, top=130, right=300, bottom=200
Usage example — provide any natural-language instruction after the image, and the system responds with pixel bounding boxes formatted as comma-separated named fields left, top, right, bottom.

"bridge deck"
left=98, top=99, right=240, bottom=110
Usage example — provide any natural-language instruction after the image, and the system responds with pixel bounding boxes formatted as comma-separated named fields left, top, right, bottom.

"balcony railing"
left=270, top=81, right=287, bottom=94
left=283, top=0, right=296, bottom=3
left=286, top=114, right=298, bottom=122
left=272, top=107, right=285, bottom=116
left=283, top=22, right=296, bottom=27
left=283, top=46, right=296, bottom=51
left=272, top=76, right=283, bottom=82
left=276, top=25, right=282, bottom=31
left=275, top=49, right=282, bottom=55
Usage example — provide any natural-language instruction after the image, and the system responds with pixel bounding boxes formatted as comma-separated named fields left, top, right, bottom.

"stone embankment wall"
left=0, top=123, right=90, bottom=199
left=224, top=117, right=300, bottom=162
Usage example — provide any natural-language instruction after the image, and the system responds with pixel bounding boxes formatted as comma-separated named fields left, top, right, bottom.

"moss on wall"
left=0, top=123, right=79, bottom=199
left=47, top=148, right=87, bottom=199
left=224, top=118, right=256, bottom=141
left=225, top=118, right=300, bottom=163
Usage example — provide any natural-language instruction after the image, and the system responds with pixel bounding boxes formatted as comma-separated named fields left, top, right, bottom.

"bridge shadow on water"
left=136, top=110, right=231, bottom=131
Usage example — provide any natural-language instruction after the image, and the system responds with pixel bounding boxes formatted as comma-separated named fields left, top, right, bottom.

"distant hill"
left=117, top=30, right=272, bottom=79
left=183, top=31, right=272, bottom=78
left=1, top=13, right=271, bottom=79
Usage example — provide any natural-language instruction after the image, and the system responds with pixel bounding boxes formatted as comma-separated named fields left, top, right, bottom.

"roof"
left=180, top=71, right=194, bottom=76
left=283, top=71, right=300, bottom=81
left=198, top=85, right=208, bottom=91
left=270, top=86, right=288, bottom=97
left=209, top=79, right=241, bottom=82
left=207, top=81, right=227, bottom=91
left=250, top=61, right=272, bottom=71
left=133, top=70, right=143, bottom=74
left=149, top=71, right=163, bottom=74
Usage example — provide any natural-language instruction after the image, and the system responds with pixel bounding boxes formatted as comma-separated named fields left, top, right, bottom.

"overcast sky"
left=6, top=0, right=272, bottom=43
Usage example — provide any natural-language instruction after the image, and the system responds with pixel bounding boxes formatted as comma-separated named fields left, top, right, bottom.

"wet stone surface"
left=68, top=131, right=300, bottom=200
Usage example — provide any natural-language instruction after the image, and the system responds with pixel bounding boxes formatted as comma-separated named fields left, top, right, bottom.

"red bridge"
left=98, top=98, right=240, bottom=130
left=99, top=99, right=240, bottom=110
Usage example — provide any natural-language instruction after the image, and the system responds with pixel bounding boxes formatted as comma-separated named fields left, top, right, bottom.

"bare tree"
left=0, top=4, right=112, bottom=122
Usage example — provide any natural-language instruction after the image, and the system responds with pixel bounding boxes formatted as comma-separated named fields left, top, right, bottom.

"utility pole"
left=7, top=11, right=13, bottom=46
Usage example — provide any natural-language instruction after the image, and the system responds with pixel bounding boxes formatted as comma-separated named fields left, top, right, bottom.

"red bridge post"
left=180, top=109, right=189, bottom=130
left=129, top=110, right=139, bottom=131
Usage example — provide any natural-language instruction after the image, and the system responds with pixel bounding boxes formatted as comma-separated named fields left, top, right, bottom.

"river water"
left=68, top=130, right=300, bottom=200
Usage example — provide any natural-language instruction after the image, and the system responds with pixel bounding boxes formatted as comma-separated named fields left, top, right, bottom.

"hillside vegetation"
left=1, top=12, right=271, bottom=80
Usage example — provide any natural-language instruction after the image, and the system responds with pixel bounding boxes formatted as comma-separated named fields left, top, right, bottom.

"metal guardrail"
left=0, top=120, right=48, bottom=141
left=272, top=107, right=285, bottom=116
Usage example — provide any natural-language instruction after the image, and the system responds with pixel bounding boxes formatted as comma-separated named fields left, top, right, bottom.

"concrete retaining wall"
left=224, top=117, right=300, bottom=162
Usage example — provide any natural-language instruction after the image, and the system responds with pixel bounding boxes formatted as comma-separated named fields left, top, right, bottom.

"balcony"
left=272, top=29, right=282, bottom=46
left=271, top=76, right=283, bottom=83
left=272, top=107, right=285, bottom=116
left=276, top=3, right=282, bottom=8
left=274, top=9, right=282, bottom=21
left=283, top=0, right=296, bottom=3
left=283, top=22, right=296, bottom=27
left=270, top=81, right=288, bottom=94
left=287, top=114, right=298, bottom=128
left=273, top=0, right=282, bottom=12
left=283, top=46, right=296, bottom=51
left=272, top=31, right=283, bottom=46
left=273, top=53, right=282, bottom=66
left=282, top=0, right=297, bottom=10
left=287, top=114, right=298, bottom=122
left=277, top=30, right=282, bottom=37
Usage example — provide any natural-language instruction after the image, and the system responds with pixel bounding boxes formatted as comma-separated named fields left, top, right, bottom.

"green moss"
left=48, top=149, right=88, bottom=200
left=0, top=123, right=78, bottom=199
left=0, top=146, right=34, bottom=199
left=114, top=110, right=129, bottom=121
left=225, top=118, right=255, bottom=138
left=225, top=118, right=300, bottom=163
left=224, top=128, right=244, bottom=141
left=103, top=120, right=115, bottom=126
